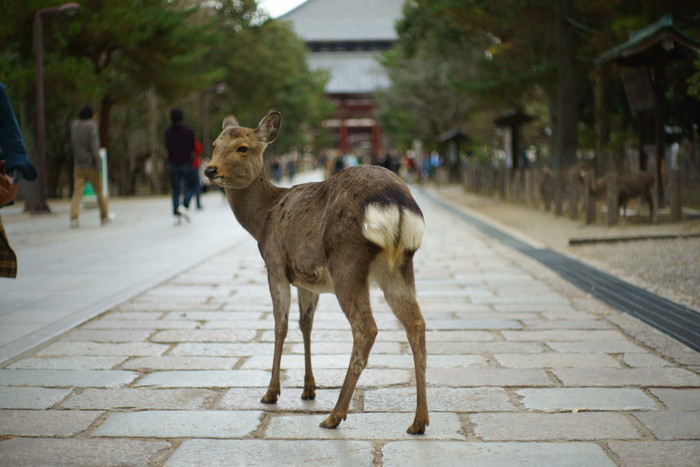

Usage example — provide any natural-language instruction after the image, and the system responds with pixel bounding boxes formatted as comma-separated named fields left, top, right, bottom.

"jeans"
left=169, top=163, right=197, bottom=216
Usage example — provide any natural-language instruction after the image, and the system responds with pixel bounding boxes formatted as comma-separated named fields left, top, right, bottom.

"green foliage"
left=381, top=0, right=700, bottom=170
left=0, top=0, right=332, bottom=196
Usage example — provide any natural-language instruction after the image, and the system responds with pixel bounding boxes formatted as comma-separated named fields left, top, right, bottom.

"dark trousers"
left=168, top=163, right=197, bottom=215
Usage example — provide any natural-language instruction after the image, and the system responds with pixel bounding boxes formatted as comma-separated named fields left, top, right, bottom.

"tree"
left=0, top=0, right=219, bottom=198
left=201, top=1, right=333, bottom=154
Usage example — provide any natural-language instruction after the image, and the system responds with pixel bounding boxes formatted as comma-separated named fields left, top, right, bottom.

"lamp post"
left=32, top=2, right=80, bottom=213
left=200, top=83, right=228, bottom=159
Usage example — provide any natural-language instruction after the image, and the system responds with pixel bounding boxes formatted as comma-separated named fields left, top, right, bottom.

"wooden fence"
left=459, top=167, right=683, bottom=225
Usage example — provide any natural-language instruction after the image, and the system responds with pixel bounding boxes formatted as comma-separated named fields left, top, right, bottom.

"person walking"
left=0, top=82, right=38, bottom=277
left=69, top=106, right=109, bottom=228
left=164, top=108, right=196, bottom=224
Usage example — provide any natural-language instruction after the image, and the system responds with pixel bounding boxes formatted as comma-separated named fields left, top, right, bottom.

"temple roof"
left=279, top=0, right=404, bottom=42
left=279, top=0, right=404, bottom=94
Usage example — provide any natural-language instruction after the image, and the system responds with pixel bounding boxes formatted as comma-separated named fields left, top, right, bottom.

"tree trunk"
left=549, top=0, right=578, bottom=170
left=99, top=96, right=112, bottom=150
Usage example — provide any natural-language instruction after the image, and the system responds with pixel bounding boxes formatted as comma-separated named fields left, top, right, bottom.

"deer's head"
left=205, top=110, right=281, bottom=189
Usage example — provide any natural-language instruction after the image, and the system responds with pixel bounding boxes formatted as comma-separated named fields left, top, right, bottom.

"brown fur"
left=205, top=110, right=429, bottom=434
left=592, top=171, right=655, bottom=220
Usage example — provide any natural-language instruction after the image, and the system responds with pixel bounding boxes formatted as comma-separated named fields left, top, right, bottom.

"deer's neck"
left=225, top=174, right=287, bottom=242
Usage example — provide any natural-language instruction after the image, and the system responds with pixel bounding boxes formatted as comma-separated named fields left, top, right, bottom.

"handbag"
left=0, top=161, right=19, bottom=207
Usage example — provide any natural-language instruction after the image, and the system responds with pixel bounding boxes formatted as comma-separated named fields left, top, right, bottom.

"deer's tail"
left=362, top=203, right=424, bottom=267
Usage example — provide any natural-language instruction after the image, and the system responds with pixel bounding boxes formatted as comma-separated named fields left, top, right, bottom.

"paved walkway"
left=0, top=174, right=698, bottom=466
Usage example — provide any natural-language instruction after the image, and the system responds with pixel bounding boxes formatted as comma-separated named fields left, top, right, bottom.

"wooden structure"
left=280, top=0, right=404, bottom=156
left=597, top=15, right=700, bottom=206
left=494, top=109, right=535, bottom=170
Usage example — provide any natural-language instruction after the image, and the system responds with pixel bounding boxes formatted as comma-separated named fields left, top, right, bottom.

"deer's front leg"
left=261, top=277, right=291, bottom=404
left=298, top=288, right=319, bottom=400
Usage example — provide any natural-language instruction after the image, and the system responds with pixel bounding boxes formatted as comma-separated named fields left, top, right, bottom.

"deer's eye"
left=236, top=146, right=248, bottom=154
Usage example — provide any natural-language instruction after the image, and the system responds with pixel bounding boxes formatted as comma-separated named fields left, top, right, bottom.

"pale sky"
left=258, top=0, right=306, bottom=18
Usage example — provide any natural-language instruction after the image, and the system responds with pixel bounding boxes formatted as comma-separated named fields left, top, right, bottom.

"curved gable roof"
left=280, top=0, right=404, bottom=42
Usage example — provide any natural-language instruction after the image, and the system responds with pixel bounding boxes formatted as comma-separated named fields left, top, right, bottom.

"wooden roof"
left=597, top=15, right=700, bottom=66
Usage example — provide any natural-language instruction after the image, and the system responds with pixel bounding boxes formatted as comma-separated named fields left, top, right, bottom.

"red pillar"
left=339, top=120, right=349, bottom=153
left=371, top=123, right=381, bottom=154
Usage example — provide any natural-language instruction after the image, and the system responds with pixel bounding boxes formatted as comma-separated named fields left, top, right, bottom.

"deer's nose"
left=204, top=166, right=217, bottom=179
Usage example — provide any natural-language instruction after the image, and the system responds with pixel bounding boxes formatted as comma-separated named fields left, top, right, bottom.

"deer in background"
left=204, top=110, right=429, bottom=434
left=592, top=171, right=655, bottom=222
left=617, top=171, right=655, bottom=221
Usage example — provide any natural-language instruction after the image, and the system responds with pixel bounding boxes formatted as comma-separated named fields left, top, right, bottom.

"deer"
left=204, top=110, right=428, bottom=435
left=591, top=171, right=655, bottom=221
left=617, top=171, right=655, bottom=221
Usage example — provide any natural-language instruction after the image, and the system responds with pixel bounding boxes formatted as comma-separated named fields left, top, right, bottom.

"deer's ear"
left=222, top=115, right=239, bottom=130
left=255, top=110, right=281, bottom=143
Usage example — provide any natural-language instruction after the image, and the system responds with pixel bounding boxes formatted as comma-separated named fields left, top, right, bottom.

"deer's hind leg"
left=298, top=288, right=319, bottom=400
left=261, top=275, right=291, bottom=404
left=380, top=254, right=429, bottom=434
left=320, top=251, right=377, bottom=429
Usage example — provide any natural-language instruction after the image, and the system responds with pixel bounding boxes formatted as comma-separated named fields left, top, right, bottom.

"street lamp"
left=31, top=2, right=80, bottom=213
left=200, top=83, right=228, bottom=159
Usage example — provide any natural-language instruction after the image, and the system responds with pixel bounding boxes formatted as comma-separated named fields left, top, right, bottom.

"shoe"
left=177, top=205, right=191, bottom=223
left=173, top=215, right=182, bottom=226
left=70, top=219, right=79, bottom=229
left=101, top=218, right=111, bottom=226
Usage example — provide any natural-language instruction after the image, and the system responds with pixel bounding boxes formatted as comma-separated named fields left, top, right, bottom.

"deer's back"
left=259, top=166, right=422, bottom=290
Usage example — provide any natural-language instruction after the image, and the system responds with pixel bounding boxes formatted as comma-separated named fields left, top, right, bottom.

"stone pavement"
left=1, top=176, right=699, bottom=466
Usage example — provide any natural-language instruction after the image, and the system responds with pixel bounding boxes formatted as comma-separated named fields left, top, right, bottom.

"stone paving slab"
left=607, top=441, right=700, bottom=467
left=135, top=370, right=272, bottom=388
left=60, top=388, right=217, bottom=410
left=122, top=356, right=238, bottom=370
left=265, top=412, right=464, bottom=440
left=0, top=410, right=103, bottom=436
left=470, top=412, right=643, bottom=440
left=633, top=411, right=700, bottom=439
left=553, top=368, right=700, bottom=387
left=151, top=329, right=259, bottom=343
left=7, top=356, right=127, bottom=370
left=381, top=441, right=616, bottom=467
left=363, top=387, right=517, bottom=412
left=92, top=410, right=262, bottom=438
left=213, top=387, right=357, bottom=412
left=428, top=368, right=554, bottom=387
left=494, top=352, right=620, bottom=368
left=0, top=387, right=72, bottom=409
left=37, top=341, right=169, bottom=356
left=0, top=438, right=171, bottom=466
left=60, top=329, right=155, bottom=342
left=165, top=440, right=375, bottom=467
left=649, top=388, right=700, bottom=410
left=0, top=369, right=138, bottom=388
left=516, top=388, right=657, bottom=411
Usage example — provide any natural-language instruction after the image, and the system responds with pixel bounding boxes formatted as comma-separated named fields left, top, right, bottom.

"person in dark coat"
left=0, top=82, right=38, bottom=277
left=164, top=108, right=197, bottom=224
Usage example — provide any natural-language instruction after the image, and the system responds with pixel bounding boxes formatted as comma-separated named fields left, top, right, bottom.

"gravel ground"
left=435, top=185, right=700, bottom=312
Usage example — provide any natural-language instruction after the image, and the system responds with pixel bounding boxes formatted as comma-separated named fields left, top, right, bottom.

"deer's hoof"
left=319, top=414, right=342, bottom=429
left=301, top=387, right=316, bottom=400
left=406, top=416, right=429, bottom=435
left=260, top=391, right=279, bottom=404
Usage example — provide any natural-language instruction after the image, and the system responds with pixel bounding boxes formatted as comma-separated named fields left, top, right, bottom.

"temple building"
left=279, top=0, right=404, bottom=158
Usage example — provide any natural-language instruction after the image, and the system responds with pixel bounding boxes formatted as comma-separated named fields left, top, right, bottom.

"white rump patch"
left=362, top=203, right=424, bottom=256
left=362, top=204, right=400, bottom=249
left=400, top=209, right=424, bottom=250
